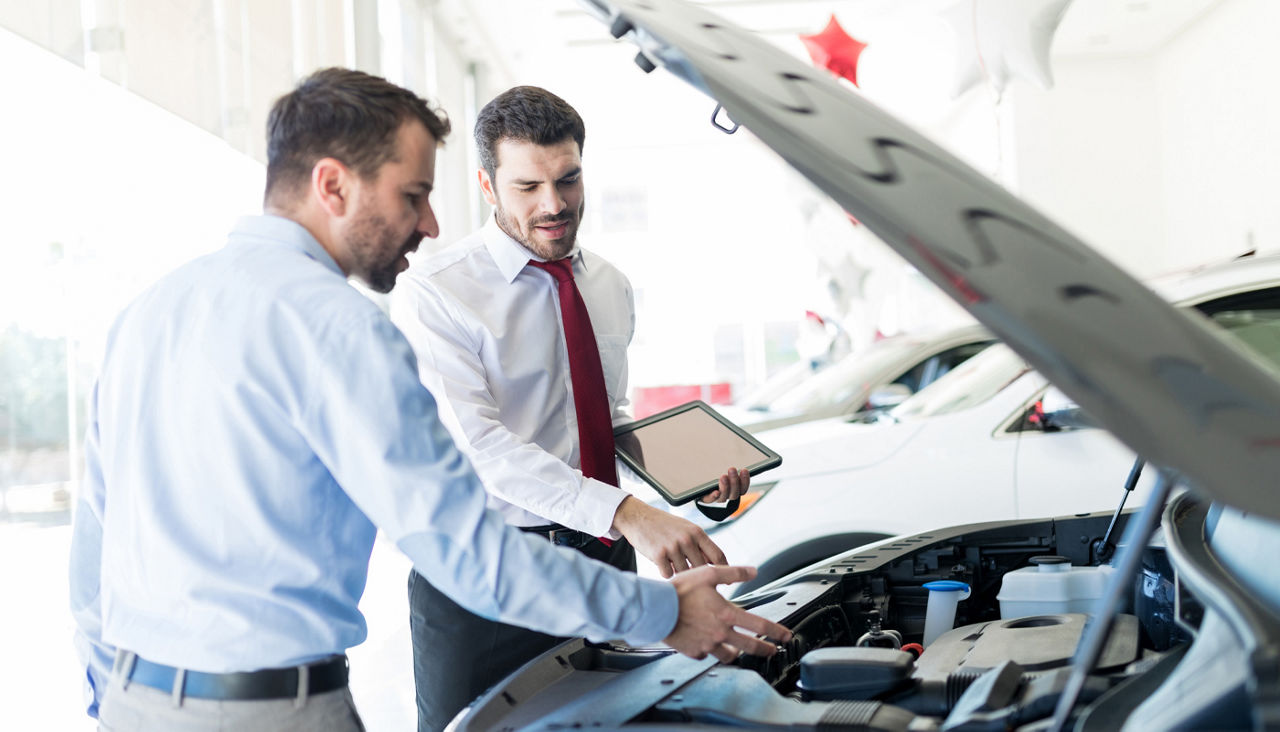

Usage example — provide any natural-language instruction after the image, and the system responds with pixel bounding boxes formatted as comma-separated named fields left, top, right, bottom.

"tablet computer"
left=613, top=400, right=782, bottom=506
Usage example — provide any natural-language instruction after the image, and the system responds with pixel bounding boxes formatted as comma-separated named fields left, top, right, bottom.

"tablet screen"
left=614, top=401, right=781, bottom=505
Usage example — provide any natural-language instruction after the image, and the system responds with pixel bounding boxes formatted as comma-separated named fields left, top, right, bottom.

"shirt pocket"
left=595, top=334, right=630, bottom=405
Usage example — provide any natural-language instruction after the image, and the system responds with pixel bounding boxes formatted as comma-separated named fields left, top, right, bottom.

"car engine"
left=454, top=491, right=1279, bottom=731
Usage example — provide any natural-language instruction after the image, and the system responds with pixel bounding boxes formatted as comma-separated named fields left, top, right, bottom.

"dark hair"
left=264, top=67, right=450, bottom=206
left=474, top=86, right=585, bottom=181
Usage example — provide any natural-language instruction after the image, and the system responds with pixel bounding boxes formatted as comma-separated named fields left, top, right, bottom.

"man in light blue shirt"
left=68, top=67, right=788, bottom=731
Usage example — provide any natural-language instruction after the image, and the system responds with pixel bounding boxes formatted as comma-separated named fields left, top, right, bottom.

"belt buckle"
left=548, top=528, right=570, bottom=546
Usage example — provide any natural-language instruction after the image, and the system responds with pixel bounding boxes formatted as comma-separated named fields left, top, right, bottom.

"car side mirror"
left=867, top=383, right=913, bottom=409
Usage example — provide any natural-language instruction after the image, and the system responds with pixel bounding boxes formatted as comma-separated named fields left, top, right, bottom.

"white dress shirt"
left=68, top=215, right=675, bottom=700
left=390, top=217, right=633, bottom=537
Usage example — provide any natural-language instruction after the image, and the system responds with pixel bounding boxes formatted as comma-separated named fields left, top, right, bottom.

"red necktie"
left=528, top=258, right=620, bottom=489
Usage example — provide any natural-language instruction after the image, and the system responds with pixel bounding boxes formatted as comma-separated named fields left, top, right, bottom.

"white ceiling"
left=443, top=0, right=1224, bottom=84
left=430, top=0, right=1232, bottom=177
left=1053, top=0, right=1222, bottom=56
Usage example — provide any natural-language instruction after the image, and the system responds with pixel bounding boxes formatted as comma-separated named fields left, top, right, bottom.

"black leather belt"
left=519, top=523, right=601, bottom=549
left=123, top=653, right=348, bottom=701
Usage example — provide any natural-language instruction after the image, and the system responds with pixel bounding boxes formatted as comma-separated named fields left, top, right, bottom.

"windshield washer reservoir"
left=997, top=555, right=1114, bottom=618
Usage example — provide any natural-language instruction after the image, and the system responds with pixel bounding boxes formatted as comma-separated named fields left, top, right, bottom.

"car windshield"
left=884, top=344, right=1028, bottom=421
left=736, top=359, right=828, bottom=411
left=764, top=337, right=926, bottom=415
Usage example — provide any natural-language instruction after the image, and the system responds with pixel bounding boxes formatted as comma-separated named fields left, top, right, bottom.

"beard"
left=494, top=196, right=584, bottom=261
left=347, top=210, right=421, bottom=293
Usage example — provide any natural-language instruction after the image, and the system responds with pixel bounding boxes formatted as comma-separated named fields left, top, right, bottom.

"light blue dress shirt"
left=68, top=215, right=676, bottom=712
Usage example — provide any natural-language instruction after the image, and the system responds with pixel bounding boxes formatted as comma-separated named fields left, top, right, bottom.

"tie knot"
left=528, top=257, right=575, bottom=283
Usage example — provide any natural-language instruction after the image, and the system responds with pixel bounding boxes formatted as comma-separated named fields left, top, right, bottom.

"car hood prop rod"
left=1093, top=456, right=1146, bottom=563
left=1050, top=469, right=1175, bottom=732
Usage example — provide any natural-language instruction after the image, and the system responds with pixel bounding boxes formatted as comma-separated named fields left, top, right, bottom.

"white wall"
left=1001, top=0, right=1279, bottom=278
left=1155, top=0, right=1280, bottom=270
left=1010, top=55, right=1168, bottom=276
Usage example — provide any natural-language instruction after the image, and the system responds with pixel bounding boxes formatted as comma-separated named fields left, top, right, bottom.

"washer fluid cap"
left=1030, top=555, right=1071, bottom=572
left=922, top=580, right=970, bottom=592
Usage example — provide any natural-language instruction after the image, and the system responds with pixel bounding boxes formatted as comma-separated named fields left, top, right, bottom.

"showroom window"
left=0, top=29, right=263, bottom=730
left=1, top=28, right=263, bottom=523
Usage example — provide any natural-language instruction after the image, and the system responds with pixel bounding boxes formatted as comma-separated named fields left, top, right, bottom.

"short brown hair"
left=264, top=67, right=450, bottom=205
left=474, top=86, right=584, bottom=182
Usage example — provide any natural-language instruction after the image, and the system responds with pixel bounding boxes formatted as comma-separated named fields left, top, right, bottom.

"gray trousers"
left=409, top=536, right=635, bottom=732
left=97, top=653, right=365, bottom=732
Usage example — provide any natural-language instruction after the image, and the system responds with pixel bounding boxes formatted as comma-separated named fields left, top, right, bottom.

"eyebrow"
left=406, top=181, right=433, bottom=193
left=511, top=167, right=582, bottom=187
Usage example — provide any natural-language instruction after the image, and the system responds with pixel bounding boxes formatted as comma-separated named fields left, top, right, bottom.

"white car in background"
left=712, top=252, right=1280, bottom=596
left=720, top=324, right=995, bottom=433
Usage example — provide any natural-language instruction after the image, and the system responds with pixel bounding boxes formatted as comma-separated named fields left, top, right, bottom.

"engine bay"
left=455, top=495, right=1277, bottom=731
left=690, top=510, right=1196, bottom=730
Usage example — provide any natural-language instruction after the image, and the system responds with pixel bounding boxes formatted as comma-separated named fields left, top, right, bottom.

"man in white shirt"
left=391, top=86, right=750, bottom=731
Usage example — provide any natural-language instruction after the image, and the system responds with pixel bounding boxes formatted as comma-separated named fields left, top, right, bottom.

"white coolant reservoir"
left=997, top=555, right=1114, bottom=619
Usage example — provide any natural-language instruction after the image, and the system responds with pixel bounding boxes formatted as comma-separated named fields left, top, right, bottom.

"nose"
left=417, top=204, right=439, bottom=239
left=537, top=186, right=566, bottom=216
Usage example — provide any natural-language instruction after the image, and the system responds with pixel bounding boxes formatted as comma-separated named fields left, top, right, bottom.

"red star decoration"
left=799, top=15, right=868, bottom=87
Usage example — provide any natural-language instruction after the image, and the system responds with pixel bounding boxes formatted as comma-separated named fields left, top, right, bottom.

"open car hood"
left=581, top=0, right=1280, bottom=520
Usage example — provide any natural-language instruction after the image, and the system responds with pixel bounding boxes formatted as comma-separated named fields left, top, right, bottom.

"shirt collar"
left=482, top=214, right=587, bottom=284
left=230, top=214, right=344, bottom=278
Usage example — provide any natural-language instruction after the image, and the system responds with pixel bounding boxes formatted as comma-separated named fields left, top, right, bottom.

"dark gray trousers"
left=408, top=536, right=635, bottom=732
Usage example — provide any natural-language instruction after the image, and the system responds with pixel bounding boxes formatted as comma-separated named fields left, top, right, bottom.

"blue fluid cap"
left=923, top=580, right=970, bottom=593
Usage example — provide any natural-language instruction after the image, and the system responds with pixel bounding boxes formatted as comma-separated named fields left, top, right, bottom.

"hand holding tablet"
left=613, top=401, right=782, bottom=506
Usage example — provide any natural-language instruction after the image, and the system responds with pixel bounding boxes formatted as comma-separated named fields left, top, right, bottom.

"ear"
left=312, top=157, right=353, bottom=217
left=477, top=168, right=498, bottom=207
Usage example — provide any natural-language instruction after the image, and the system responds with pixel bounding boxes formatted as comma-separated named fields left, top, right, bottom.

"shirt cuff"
left=620, top=578, right=679, bottom=646
left=573, top=477, right=630, bottom=538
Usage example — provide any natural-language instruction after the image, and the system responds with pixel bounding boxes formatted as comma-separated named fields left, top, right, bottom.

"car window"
left=891, top=357, right=932, bottom=394
left=1193, top=285, right=1280, bottom=371
left=889, top=341, right=994, bottom=394
left=931, top=341, right=996, bottom=383
left=1007, top=386, right=1098, bottom=434
left=1209, top=309, right=1280, bottom=371
left=887, top=344, right=1029, bottom=420
left=1010, top=297, right=1280, bottom=434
